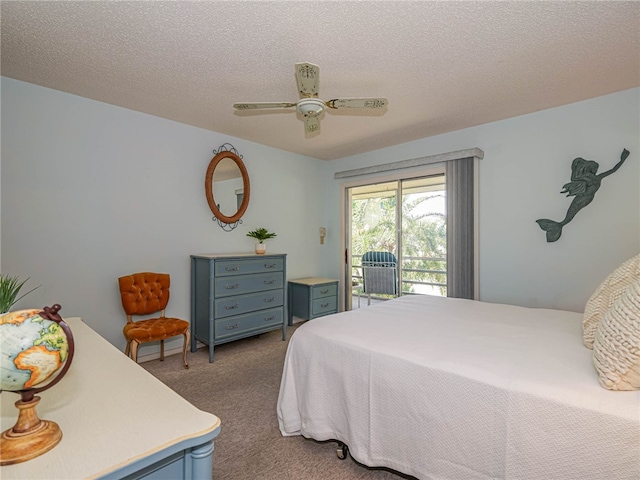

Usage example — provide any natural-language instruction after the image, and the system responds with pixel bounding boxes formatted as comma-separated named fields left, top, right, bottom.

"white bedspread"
left=277, top=295, right=640, bottom=480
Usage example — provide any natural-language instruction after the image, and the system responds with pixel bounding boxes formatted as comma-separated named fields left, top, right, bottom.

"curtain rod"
left=334, top=147, right=484, bottom=179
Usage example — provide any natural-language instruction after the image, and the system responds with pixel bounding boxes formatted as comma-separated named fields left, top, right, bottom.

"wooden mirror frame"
left=205, top=150, right=250, bottom=226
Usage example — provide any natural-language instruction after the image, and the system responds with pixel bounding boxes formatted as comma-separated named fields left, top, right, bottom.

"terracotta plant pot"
left=255, top=243, right=267, bottom=255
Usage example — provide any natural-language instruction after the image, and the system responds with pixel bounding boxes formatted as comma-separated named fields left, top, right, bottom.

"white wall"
left=1, top=78, right=327, bottom=354
left=322, top=88, right=640, bottom=312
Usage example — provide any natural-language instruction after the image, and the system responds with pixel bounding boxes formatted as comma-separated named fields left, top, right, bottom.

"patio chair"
left=362, top=251, right=398, bottom=306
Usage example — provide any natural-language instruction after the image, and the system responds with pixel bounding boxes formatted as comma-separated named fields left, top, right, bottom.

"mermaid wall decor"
left=536, top=148, right=630, bottom=242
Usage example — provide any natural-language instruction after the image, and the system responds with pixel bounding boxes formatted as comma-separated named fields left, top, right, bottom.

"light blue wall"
left=1, top=78, right=327, bottom=353
left=321, top=88, right=640, bottom=312
left=2, top=78, right=639, bottom=355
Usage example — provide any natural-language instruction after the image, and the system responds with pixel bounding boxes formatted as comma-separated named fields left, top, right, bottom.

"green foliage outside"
left=351, top=190, right=447, bottom=296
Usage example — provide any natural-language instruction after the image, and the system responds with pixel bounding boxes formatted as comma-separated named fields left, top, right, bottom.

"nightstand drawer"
left=215, top=307, right=284, bottom=340
left=312, top=295, right=337, bottom=316
left=215, top=258, right=284, bottom=277
left=312, top=283, right=338, bottom=299
left=215, top=289, right=284, bottom=318
left=214, top=272, right=284, bottom=297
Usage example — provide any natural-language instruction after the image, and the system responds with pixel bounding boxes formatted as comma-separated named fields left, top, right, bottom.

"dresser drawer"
left=215, top=307, right=284, bottom=340
left=215, top=289, right=284, bottom=318
left=214, top=272, right=284, bottom=297
left=215, top=258, right=284, bottom=277
left=312, top=295, right=338, bottom=316
left=312, top=283, right=338, bottom=299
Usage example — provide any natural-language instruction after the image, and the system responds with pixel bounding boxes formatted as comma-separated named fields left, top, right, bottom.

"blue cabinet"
left=191, top=253, right=287, bottom=362
left=288, top=277, right=339, bottom=324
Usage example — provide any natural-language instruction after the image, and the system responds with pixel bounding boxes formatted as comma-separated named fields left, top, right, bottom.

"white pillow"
left=592, top=279, right=640, bottom=391
left=583, top=254, right=640, bottom=349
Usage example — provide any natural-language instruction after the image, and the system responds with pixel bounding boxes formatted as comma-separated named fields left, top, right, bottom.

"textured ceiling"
left=1, top=1, right=639, bottom=160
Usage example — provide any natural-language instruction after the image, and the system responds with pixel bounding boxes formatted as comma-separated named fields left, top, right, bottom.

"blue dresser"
left=190, top=253, right=287, bottom=362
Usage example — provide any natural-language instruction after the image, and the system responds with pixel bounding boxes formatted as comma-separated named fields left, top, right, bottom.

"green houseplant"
left=246, top=227, right=277, bottom=254
left=0, top=274, right=39, bottom=314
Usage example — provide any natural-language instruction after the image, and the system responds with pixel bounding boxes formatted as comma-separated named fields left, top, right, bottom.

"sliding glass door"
left=346, top=172, right=447, bottom=309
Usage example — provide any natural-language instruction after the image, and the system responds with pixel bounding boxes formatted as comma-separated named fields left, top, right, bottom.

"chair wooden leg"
left=130, top=341, right=140, bottom=364
left=160, top=340, right=165, bottom=361
left=182, top=331, right=190, bottom=369
left=125, top=340, right=131, bottom=357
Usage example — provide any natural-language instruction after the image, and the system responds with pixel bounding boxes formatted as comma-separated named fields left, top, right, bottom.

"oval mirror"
left=205, top=150, right=250, bottom=228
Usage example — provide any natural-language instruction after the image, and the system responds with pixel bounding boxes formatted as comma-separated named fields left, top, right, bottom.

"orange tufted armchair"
left=118, top=272, right=190, bottom=369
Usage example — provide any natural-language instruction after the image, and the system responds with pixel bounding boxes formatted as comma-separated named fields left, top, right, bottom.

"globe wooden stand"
left=0, top=304, right=74, bottom=466
left=0, top=396, right=62, bottom=465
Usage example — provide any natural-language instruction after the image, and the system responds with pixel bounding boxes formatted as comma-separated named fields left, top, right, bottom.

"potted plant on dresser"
left=246, top=227, right=277, bottom=254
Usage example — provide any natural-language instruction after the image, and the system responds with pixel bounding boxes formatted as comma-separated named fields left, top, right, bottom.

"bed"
left=277, top=294, right=640, bottom=480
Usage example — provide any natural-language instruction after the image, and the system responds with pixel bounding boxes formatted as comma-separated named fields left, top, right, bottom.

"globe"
left=0, top=308, right=71, bottom=392
left=0, top=305, right=74, bottom=466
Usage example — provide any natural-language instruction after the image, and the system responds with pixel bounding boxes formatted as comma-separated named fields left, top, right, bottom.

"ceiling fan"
left=233, top=62, right=388, bottom=134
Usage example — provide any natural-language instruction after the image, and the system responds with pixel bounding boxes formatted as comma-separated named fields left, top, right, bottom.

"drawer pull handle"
left=320, top=289, right=329, bottom=294
left=263, top=296, right=275, bottom=303
left=263, top=279, right=276, bottom=285
left=264, top=263, right=277, bottom=269
left=321, top=302, right=329, bottom=308
left=225, top=323, right=240, bottom=330
left=225, top=283, right=240, bottom=289
left=264, top=315, right=275, bottom=321
left=225, top=303, right=240, bottom=310
left=225, top=266, right=240, bottom=272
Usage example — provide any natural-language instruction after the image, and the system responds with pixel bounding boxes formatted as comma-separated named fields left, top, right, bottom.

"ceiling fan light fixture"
left=296, top=98, right=325, bottom=117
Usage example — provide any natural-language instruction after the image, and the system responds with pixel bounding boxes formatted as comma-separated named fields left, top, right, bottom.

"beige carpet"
left=142, top=324, right=412, bottom=480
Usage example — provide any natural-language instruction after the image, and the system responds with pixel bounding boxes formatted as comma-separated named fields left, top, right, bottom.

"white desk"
left=1, top=317, right=221, bottom=479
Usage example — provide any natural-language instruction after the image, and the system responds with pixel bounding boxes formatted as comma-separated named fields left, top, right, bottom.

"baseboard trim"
left=137, top=340, right=206, bottom=363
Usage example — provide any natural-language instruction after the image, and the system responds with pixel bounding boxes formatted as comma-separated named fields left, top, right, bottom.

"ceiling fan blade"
left=295, top=62, right=319, bottom=98
left=233, top=102, right=296, bottom=110
left=325, top=98, right=388, bottom=109
left=304, top=114, right=321, bottom=133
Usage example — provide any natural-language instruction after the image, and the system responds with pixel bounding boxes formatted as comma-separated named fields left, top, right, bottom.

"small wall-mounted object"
left=205, top=143, right=250, bottom=232
left=319, top=227, right=326, bottom=244
left=536, top=148, right=629, bottom=242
